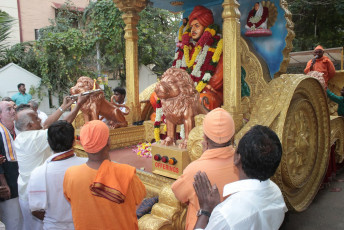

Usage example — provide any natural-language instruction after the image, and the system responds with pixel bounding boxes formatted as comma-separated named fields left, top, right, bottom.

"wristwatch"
left=196, top=209, right=211, bottom=217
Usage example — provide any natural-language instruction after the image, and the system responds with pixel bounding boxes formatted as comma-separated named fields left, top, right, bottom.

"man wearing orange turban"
left=63, top=120, right=146, bottom=230
left=304, top=45, right=336, bottom=88
left=171, top=108, right=239, bottom=230
left=168, top=5, right=224, bottom=111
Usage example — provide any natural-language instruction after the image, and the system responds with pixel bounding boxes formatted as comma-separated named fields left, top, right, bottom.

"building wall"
left=18, top=0, right=90, bottom=42
left=0, top=0, right=20, bottom=47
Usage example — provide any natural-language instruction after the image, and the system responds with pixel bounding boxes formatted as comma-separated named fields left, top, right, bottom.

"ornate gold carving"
left=239, top=37, right=269, bottom=122
left=187, top=125, right=204, bottom=162
left=282, top=99, right=317, bottom=189
left=273, top=0, right=295, bottom=77
left=330, top=116, right=344, bottom=163
left=139, top=184, right=186, bottom=230
left=222, top=0, right=243, bottom=130
left=262, top=1, right=278, bottom=28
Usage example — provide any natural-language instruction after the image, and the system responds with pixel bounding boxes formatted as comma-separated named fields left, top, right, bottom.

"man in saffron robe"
left=63, top=120, right=146, bottom=230
left=171, top=108, right=239, bottom=230
left=304, top=45, right=336, bottom=88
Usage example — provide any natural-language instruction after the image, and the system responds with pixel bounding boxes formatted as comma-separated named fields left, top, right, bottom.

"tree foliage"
left=0, top=0, right=180, bottom=98
left=0, top=10, right=15, bottom=59
left=289, top=0, right=344, bottom=51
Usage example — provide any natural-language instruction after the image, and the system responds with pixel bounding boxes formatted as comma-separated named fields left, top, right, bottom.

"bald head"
left=15, top=109, right=42, bottom=131
left=0, top=101, right=16, bottom=124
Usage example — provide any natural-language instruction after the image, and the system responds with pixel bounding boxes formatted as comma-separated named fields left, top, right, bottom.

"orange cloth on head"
left=189, top=5, right=214, bottom=27
left=314, top=45, right=324, bottom=51
left=80, top=120, right=109, bottom=153
left=63, top=162, right=146, bottom=230
left=304, top=56, right=336, bottom=87
left=90, top=159, right=136, bottom=203
left=171, top=146, right=239, bottom=230
left=203, top=108, right=235, bottom=144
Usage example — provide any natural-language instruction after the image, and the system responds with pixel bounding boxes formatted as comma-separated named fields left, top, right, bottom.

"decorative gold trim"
left=273, top=0, right=295, bottom=78
left=330, top=116, right=344, bottom=163
left=170, top=1, right=184, bottom=6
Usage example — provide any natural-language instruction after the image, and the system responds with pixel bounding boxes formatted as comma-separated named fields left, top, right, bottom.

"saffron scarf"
left=90, top=159, right=136, bottom=203
left=0, top=122, right=16, bottom=161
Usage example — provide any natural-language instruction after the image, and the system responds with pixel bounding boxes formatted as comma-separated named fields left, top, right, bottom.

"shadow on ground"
left=280, top=168, right=344, bottom=230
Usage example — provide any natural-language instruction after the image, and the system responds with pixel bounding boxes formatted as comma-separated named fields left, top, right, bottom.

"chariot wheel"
left=276, top=77, right=330, bottom=211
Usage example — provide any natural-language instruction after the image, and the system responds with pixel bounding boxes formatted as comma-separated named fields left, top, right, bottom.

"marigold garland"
left=212, top=39, right=223, bottom=63
left=155, top=23, right=223, bottom=141
left=178, top=23, right=189, bottom=41
left=154, top=98, right=163, bottom=141
left=173, top=24, right=222, bottom=93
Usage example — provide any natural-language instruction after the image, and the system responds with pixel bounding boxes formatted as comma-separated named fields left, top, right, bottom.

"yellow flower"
left=208, top=48, right=216, bottom=53
left=154, top=128, right=160, bottom=141
left=212, top=39, right=223, bottom=63
left=205, top=28, right=216, bottom=36
left=184, top=45, right=202, bottom=68
left=196, top=81, right=207, bottom=92
left=178, top=23, right=190, bottom=41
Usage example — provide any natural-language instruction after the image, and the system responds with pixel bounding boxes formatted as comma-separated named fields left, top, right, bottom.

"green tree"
left=289, top=0, right=344, bottom=51
left=1, top=0, right=181, bottom=97
left=0, top=10, right=15, bottom=62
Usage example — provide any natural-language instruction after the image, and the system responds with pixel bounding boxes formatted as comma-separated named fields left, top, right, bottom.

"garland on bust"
left=154, top=98, right=163, bottom=141
left=154, top=24, right=223, bottom=142
left=172, top=24, right=223, bottom=93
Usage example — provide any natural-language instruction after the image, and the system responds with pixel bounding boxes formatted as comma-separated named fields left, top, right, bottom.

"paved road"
left=280, top=169, right=344, bottom=230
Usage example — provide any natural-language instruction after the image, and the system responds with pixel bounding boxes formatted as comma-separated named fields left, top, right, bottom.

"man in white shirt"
left=193, top=125, right=287, bottom=230
left=13, top=95, right=87, bottom=230
left=28, top=100, right=48, bottom=124
left=112, top=87, right=127, bottom=113
left=28, top=120, right=86, bottom=229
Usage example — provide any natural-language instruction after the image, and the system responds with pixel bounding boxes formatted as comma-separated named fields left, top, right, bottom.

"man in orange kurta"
left=304, top=45, right=336, bottom=87
left=63, top=120, right=146, bottom=230
left=171, top=108, right=239, bottom=230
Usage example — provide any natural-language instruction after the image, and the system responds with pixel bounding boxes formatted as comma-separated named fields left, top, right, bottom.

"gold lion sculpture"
left=155, top=68, right=207, bottom=149
left=70, top=76, right=130, bottom=128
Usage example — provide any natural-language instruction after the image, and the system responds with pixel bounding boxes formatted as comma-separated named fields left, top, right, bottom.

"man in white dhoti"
left=0, top=101, right=24, bottom=230
left=28, top=120, right=86, bottom=229
left=13, top=95, right=87, bottom=230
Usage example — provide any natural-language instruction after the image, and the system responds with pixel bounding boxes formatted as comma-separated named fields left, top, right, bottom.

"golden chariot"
left=73, top=0, right=344, bottom=229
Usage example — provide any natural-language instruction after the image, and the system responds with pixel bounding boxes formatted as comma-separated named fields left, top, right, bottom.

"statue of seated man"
left=172, top=5, right=224, bottom=111
left=245, top=2, right=269, bottom=30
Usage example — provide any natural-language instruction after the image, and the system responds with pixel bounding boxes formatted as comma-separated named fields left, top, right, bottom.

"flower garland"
left=154, top=24, right=223, bottom=141
left=154, top=98, right=163, bottom=141
left=178, top=23, right=189, bottom=42
left=172, top=24, right=223, bottom=93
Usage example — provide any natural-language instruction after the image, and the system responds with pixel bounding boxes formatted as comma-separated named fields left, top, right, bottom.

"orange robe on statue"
left=200, top=56, right=223, bottom=110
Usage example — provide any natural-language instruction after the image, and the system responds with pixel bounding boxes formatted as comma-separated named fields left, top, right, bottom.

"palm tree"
left=0, top=10, right=14, bottom=59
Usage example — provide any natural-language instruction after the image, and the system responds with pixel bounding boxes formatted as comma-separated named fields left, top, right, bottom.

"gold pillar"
left=222, top=0, right=243, bottom=129
left=113, top=0, right=147, bottom=123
